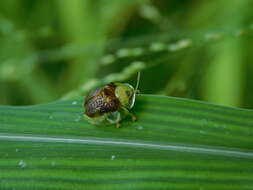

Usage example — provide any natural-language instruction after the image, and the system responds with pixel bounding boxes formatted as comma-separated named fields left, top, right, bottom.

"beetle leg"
left=116, top=122, right=121, bottom=128
left=120, top=106, right=137, bottom=121
left=130, top=113, right=137, bottom=121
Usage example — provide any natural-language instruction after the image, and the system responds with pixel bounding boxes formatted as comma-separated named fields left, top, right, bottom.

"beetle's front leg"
left=116, top=122, right=121, bottom=128
left=120, top=107, right=137, bottom=121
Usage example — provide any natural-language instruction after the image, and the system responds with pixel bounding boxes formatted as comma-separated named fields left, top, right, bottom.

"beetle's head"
left=114, top=72, right=140, bottom=109
left=115, top=83, right=135, bottom=109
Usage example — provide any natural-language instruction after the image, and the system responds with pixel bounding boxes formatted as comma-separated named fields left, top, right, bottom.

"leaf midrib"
left=0, top=134, right=252, bottom=159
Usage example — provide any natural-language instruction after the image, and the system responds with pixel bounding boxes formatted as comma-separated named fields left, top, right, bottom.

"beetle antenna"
left=135, top=72, right=141, bottom=92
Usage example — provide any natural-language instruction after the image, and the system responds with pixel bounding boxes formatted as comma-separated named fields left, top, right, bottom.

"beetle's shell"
left=84, top=83, right=120, bottom=118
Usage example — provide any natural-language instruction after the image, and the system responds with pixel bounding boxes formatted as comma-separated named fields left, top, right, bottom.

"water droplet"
left=18, top=160, right=27, bottom=168
left=136, top=126, right=144, bottom=130
left=15, top=148, right=19, bottom=152
left=111, top=155, right=116, bottom=160
left=51, top=161, right=56, bottom=166
left=74, top=114, right=82, bottom=122
left=41, top=157, right=47, bottom=160
left=72, top=101, right=78, bottom=105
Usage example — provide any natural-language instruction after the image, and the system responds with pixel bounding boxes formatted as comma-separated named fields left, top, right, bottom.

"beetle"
left=83, top=72, right=140, bottom=128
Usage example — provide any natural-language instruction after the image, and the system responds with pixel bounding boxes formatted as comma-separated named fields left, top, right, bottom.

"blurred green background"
left=0, top=0, right=252, bottom=109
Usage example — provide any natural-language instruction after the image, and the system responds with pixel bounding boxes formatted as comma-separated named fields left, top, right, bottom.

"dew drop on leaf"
left=18, top=160, right=27, bottom=168
left=136, top=126, right=144, bottom=130
left=74, top=114, right=82, bottom=122
left=111, top=155, right=116, bottom=160
left=72, top=101, right=78, bottom=105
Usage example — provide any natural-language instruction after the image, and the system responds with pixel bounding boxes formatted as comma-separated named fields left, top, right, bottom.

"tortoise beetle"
left=83, top=72, right=140, bottom=128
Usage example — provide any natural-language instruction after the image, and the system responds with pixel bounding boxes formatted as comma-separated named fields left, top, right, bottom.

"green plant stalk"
left=204, top=41, right=244, bottom=107
left=55, top=0, right=105, bottom=89
left=201, top=0, right=247, bottom=107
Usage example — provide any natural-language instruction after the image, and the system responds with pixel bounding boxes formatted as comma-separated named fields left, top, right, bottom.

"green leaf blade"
left=0, top=95, right=253, bottom=189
